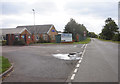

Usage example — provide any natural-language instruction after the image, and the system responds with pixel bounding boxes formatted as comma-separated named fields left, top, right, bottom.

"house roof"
left=0, top=28, right=29, bottom=35
left=16, top=24, right=54, bottom=34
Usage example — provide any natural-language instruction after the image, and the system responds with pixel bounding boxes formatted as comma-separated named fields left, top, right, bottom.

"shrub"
left=37, top=37, right=50, bottom=43
left=13, top=39, right=26, bottom=45
left=37, top=37, right=44, bottom=43
left=112, top=34, right=120, bottom=41
left=2, top=40, right=6, bottom=46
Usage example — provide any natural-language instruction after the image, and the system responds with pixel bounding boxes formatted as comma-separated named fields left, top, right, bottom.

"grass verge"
left=0, top=56, right=11, bottom=74
left=97, top=38, right=120, bottom=44
left=74, top=38, right=91, bottom=44
left=33, top=38, right=91, bottom=44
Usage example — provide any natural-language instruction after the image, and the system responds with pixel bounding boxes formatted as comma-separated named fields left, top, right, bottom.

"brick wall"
left=6, top=29, right=33, bottom=45
left=48, top=26, right=58, bottom=42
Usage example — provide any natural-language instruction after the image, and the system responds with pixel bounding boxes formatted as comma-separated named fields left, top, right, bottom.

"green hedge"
left=2, top=40, right=6, bottom=46
left=13, top=39, right=26, bottom=45
left=37, top=37, right=50, bottom=43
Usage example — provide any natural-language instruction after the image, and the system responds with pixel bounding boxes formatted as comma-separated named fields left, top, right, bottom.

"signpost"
left=61, top=33, right=72, bottom=42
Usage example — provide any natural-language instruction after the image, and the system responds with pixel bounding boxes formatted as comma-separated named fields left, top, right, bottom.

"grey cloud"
left=64, top=2, right=117, bottom=18
left=1, top=18, right=32, bottom=28
left=2, top=2, right=27, bottom=15
left=1, top=1, right=57, bottom=15
left=32, top=1, right=58, bottom=15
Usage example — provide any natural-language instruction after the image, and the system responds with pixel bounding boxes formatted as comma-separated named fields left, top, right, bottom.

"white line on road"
left=71, top=74, right=76, bottom=80
left=79, top=52, right=82, bottom=55
left=74, top=68, right=78, bottom=73
left=76, top=64, right=80, bottom=68
left=85, top=44, right=87, bottom=49
left=69, top=44, right=88, bottom=82
left=81, top=44, right=86, bottom=57
left=78, top=60, right=81, bottom=63
left=81, top=44, right=85, bottom=48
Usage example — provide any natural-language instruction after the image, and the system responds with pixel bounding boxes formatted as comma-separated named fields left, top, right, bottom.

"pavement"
left=72, top=38, right=118, bottom=82
left=2, top=44, right=84, bottom=82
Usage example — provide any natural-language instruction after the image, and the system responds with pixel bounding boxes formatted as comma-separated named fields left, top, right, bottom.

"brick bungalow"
left=17, top=24, right=58, bottom=43
left=1, top=28, right=33, bottom=45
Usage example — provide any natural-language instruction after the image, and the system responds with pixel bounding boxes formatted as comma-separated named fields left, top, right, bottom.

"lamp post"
left=32, top=9, right=35, bottom=26
left=32, top=9, right=36, bottom=40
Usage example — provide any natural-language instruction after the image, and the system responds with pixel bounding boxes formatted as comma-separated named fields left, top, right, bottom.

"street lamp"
left=32, top=9, right=36, bottom=40
left=32, top=9, right=35, bottom=26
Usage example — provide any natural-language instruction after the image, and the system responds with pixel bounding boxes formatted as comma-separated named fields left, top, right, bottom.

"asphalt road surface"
left=72, top=38, right=118, bottom=82
left=2, top=44, right=83, bottom=82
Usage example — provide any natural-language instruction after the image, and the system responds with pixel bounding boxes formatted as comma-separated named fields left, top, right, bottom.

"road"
left=2, top=38, right=119, bottom=83
left=72, top=38, right=118, bottom=83
left=2, top=44, right=83, bottom=82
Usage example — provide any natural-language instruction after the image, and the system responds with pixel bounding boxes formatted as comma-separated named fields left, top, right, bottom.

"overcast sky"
left=0, top=0, right=119, bottom=34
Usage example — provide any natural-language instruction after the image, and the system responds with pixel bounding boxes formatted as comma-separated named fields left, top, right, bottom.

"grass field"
left=97, top=38, right=120, bottom=44
left=0, top=56, right=11, bottom=74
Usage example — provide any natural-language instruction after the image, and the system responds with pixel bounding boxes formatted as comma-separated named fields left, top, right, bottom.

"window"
left=15, top=35, right=19, bottom=40
left=36, top=35, right=39, bottom=40
left=2, top=36, right=6, bottom=40
left=21, top=35, right=24, bottom=38
left=28, top=36, right=30, bottom=39
left=43, top=34, right=46, bottom=40
left=52, top=35, right=55, bottom=40
left=15, top=35, right=19, bottom=38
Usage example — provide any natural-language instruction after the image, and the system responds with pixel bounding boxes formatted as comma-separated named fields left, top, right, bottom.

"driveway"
left=2, top=44, right=84, bottom=82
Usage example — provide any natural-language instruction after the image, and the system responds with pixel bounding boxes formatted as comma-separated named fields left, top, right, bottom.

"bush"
left=37, top=37, right=50, bottom=43
left=13, top=39, right=26, bottom=45
left=112, top=34, right=120, bottom=41
left=2, top=40, right=6, bottom=46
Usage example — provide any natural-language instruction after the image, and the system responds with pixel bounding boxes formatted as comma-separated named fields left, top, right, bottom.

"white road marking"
left=79, top=52, right=82, bottom=55
left=71, top=74, right=76, bottom=80
left=81, top=44, right=85, bottom=48
left=69, top=44, right=88, bottom=82
left=74, top=68, right=78, bottom=73
left=85, top=44, right=87, bottom=49
left=76, top=64, right=80, bottom=68
left=78, top=60, right=81, bottom=63
left=81, top=44, right=86, bottom=57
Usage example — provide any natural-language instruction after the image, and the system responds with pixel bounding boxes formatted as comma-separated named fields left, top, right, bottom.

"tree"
left=100, top=18, right=119, bottom=40
left=88, top=32, right=98, bottom=38
left=64, top=18, right=88, bottom=40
